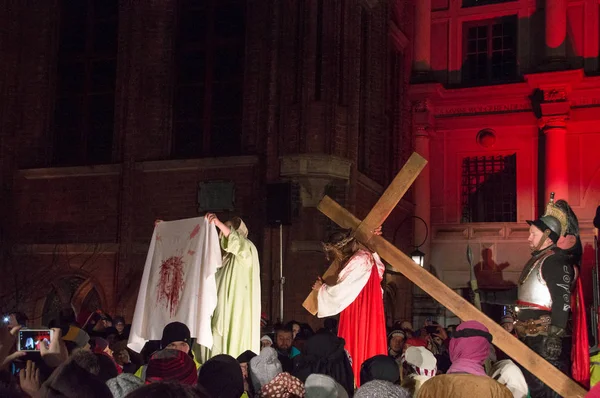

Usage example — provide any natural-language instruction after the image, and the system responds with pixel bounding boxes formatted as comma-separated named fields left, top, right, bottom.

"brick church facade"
left=0, top=0, right=416, bottom=329
left=3, top=0, right=600, bottom=331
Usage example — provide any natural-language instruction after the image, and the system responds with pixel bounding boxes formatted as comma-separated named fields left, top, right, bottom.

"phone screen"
left=18, top=329, right=52, bottom=351
left=425, top=326, right=439, bottom=334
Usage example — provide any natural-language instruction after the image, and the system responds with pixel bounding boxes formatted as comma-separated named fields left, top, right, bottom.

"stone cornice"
left=137, top=155, right=260, bottom=173
left=280, top=154, right=352, bottom=180
left=525, top=69, right=584, bottom=92
left=18, top=164, right=121, bottom=180
left=17, top=156, right=261, bottom=179
left=12, top=243, right=119, bottom=254
left=432, top=222, right=598, bottom=242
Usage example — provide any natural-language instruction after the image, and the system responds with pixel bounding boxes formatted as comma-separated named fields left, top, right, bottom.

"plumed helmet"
left=553, top=199, right=579, bottom=236
left=527, top=215, right=562, bottom=244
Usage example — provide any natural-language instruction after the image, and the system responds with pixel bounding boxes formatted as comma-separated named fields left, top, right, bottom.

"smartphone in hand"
left=18, top=329, right=53, bottom=352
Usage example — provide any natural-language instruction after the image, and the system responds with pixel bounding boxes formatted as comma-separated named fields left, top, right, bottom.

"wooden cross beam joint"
left=302, top=152, right=587, bottom=398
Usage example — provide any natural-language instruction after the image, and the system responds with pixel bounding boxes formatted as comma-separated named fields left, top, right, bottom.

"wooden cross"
left=303, top=152, right=587, bottom=398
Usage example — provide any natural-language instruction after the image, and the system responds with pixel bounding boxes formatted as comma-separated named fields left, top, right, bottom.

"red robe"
left=317, top=250, right=387, bottom=387
left=338, top=263, right=387, bottom=387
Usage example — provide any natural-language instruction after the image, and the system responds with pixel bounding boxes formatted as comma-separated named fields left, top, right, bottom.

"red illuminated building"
left=415, top=0, right=600, bottom=325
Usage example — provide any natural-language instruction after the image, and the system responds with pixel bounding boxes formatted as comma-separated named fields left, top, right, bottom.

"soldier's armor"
left=517, top=251, right=554, bottom=311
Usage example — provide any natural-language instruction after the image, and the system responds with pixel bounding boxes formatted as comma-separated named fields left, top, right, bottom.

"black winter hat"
left=160, top=322, right=191, bottom=349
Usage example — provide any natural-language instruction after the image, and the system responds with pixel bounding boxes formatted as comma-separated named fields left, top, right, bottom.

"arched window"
left=40, top=275, right=105, bottom=326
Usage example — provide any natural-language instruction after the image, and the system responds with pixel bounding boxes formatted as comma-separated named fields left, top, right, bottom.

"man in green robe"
left=205, top=213, right=261, bottom=358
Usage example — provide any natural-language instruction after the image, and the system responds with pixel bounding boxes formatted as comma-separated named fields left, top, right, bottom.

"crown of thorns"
left=322, top=234, right=356, bottom=251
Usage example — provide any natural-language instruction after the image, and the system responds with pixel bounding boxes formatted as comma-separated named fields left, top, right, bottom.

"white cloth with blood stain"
left=128, top=217, right=222, bottom=353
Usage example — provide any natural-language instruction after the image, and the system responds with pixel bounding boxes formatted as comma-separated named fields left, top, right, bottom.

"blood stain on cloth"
left=156, top=255, right=186, bottom=317
left=189, top=224, right=201, bottom=240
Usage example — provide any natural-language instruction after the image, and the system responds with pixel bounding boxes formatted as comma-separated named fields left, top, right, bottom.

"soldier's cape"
left=549, top=198, right=589, bottom=388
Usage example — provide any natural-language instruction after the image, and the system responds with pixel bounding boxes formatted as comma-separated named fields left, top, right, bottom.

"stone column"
left=413, top=0, right=432, bottom=73
left=545, top=0, right=567, bottom=63
left=414, top=126, right=431, bottom=268
left=541, top=115, right=569, bottom=202
left=411, top=100, right=437, bottom=327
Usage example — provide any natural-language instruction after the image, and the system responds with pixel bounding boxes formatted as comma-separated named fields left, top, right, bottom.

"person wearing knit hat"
left=388, top=330, right=406, bottom=365
left=403, top=337, right=427, bottom=352
left=360, top=355, right=400, bottom=385
left=261, top=312, right=268, bottom=328
left=62, top=325, right=91, bottom=351
left=106, top=373, right=143, bottom=398
left=249, top=346, right=283, bottom=392
left=293, top=332, right=354, bottom=397
left=95, top=352, right=121, bottom=382
left=197, top=354, right=245, bottom=398
left=38, top=358, right=113, bottom=398
left=261, top=334, right=273, bottom=349
left=160, top=322, right=192, bottom=354
left=355, top=379, right=411, bottom=398
left=500, top=314, right=516, bottom=336
left=305, top=374, right=348, bottom=398
left=402, top=346, right=437, bottom=378
left=400, top=346, right=437, bottom=397
left=260, top=372, right=305, bottom=398
left=145, top=348, right=197, bottom=385
left=91, top=337, right=113, bottom=356
left=237, top=349, right=257, bottom=364
left=113, top=316, right=130, bottom=342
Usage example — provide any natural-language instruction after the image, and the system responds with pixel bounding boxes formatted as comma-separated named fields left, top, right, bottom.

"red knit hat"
left=405, top=338, right=428, bottom=348
left=146, top=349, right=197, bottom=385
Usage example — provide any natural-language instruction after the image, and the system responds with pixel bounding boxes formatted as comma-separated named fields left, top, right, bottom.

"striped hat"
left=146, top=349, right=197, bottom=385
left=403, top=346, right=437, bottom=378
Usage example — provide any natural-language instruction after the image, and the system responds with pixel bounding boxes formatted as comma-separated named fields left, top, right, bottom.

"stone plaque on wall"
left=197, top=181, right=235, bottom=213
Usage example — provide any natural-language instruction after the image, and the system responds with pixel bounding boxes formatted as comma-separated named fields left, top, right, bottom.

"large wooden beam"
left=302, top=153, right=426, bottom=315
left=317, top=195, right=587, bottom=398
left=354, top=152, right=427, bottom=244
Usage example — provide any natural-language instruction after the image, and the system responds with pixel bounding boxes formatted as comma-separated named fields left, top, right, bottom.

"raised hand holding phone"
left=39, top=328, right=68, bottom=368
left=18, top=329, right=53, bottom=352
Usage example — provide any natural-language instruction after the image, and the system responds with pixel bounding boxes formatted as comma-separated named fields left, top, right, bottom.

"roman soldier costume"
left=482, top=195, right=589, bottom=396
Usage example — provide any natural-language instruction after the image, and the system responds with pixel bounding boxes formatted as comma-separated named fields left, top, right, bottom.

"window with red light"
left=172, top=0, right=245, bottom=159
left=461, top=154, right=517, bottom=223
left=463, top=16, right=517, bottom=84
left=462, top=0, right=517, bottom=7
left=53, top=0, right=118, bottom=166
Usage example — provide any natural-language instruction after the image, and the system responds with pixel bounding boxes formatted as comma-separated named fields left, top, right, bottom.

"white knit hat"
left=404, top=346, right=437, bottom=378
left=305, top=374, right=349, bottom=398
left=249, top=347, right=283, bottom=392
left=260, top=335, right=273, bottom=345
left=106, top=374, right=143, bottom=398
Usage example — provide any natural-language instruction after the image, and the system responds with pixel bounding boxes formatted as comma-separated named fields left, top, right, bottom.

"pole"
left=591, top=230, right=600, bottom=351
left=467, top=243, right=481, bottom=310
left=279, top=223, right=284, bottom=322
